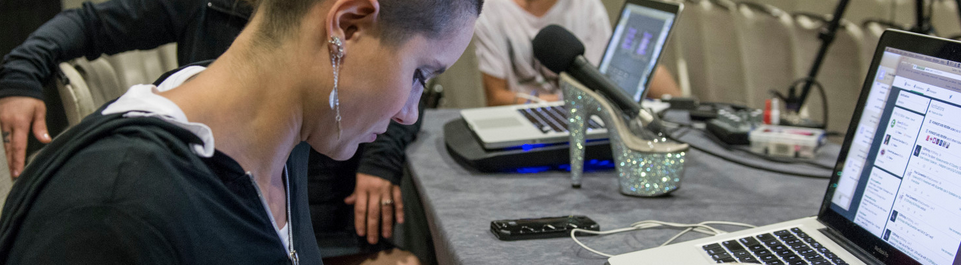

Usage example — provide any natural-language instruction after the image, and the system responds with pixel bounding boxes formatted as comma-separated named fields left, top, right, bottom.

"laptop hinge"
left=817, top=226, right=883, bottom=265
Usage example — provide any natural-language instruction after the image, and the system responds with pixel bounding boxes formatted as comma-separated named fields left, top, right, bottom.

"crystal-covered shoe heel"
left=560, top=73, right=689, bottom=197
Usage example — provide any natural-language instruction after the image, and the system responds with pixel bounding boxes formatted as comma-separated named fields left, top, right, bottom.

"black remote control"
left=490, top=215, right=599, bottom=241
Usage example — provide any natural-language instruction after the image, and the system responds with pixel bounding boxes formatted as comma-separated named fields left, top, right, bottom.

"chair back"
left=108, top=49, right=168, bottom=88
left=688, top=0, right=748, bottom=105
left=891, top=0, right=916, bottom=25
left=735, top=2, right=797, bottom=108
left=659, top=0, right=704, bottom=97
left=157, top=43, right=179, bottom=74
left=845, top=0, right=890, bottom=26
left=56, top=62, right=97, bottom=126
left=932, top=0, right=961, bottom=37
left=861, top=19, right=903, bottom=75
left=793, top=13, right=865, bottom=135
left=72, top=58, right=124, bottom=106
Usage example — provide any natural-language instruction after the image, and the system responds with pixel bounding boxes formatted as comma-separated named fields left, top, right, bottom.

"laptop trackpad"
left=474, top=117, right=524, bottom=129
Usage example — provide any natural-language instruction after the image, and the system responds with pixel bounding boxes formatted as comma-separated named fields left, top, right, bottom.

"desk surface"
left=407, top=109, right=841, bottom=265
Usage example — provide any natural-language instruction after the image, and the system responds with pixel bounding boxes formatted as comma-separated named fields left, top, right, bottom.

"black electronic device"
left=532, top=25, right=642, bottom=118
left=704, top=108, right=762, bottom=145
left=687, top=104, right=719, bottom=121
left=662, top=97, right=699, bottom=110
left=444, top=118, right=613, bottom=172
left=490, top=215, right=599, bottom=241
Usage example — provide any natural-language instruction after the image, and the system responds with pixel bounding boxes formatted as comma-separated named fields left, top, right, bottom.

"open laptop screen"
left=827, top=44, right=961, bottom=264
left=598, top=0, right=677, bottom=101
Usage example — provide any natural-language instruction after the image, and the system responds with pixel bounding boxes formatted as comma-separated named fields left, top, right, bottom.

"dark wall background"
left=1, top=0, right=62, bottom=56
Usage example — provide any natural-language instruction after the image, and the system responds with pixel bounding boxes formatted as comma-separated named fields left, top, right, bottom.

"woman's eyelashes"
left=413, top=69, right=429, bottom=88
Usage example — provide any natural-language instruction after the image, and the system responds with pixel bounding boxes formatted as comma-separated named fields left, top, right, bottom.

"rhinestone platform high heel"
left=560, top=73, right=689, bottom=197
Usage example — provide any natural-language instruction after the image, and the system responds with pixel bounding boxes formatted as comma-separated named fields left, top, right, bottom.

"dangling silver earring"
left=329, top=36, right=345, bottom=140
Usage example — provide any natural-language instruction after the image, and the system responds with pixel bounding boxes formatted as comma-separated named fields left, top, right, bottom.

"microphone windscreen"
left=532, top=25, right=586, bottom=74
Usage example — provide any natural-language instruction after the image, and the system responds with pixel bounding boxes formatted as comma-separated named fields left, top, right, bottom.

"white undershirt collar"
left=101, top=66, right=215, bottom=157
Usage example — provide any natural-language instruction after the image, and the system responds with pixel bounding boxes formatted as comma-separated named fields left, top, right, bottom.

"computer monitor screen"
left=598, top=1, right=677, bottom=101
left=829, top=46, right=961, bottom=265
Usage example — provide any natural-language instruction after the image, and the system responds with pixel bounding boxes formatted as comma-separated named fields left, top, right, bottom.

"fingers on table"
left=392, top=185, right=404, bottom=224
left=381, top=193, right=394, bottom=239
left=31, top=107, right=50, bottom=143
left=3, top=123, right=28, bottom=177
left=366, top=192, right=382, bottom=244
left=354, top=191, right=369, bottom=237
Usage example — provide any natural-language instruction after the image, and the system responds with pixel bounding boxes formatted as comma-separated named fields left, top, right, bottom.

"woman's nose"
left=392, top=96, right=420, bottom=125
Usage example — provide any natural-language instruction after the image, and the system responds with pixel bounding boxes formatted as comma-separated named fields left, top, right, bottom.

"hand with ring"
left=344, top=173, right=404, bottom=244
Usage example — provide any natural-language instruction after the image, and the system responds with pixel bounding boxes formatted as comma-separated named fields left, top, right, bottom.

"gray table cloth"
left=407, top=109, right=841, bottom=265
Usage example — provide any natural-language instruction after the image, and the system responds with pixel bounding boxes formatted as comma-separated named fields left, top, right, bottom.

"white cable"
left=570, top=220, right=757, bottom=258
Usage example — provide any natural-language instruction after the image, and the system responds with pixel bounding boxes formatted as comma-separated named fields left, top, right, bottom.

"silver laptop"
left=461, top=0, right=682, bottom=149
left=608, top=30, right=961, bottom=265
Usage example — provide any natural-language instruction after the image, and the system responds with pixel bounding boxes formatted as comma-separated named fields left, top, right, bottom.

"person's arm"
left=482, top=73, right=557, bottom=106
left=647, top=65, right=682, bottom=99
left=482, top=73, right=517, bottom=106
left=0, top=0, right=195, bottom=178
left=0, top=0, right=194, bottom=100
left=472, top=11, right=535, bottom=106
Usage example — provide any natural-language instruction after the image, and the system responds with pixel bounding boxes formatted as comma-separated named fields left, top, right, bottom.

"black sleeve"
left=355, top=99, right=427, bottom=185
left=6, top=206, right=180, bottom=265
left=0, top=0, right=198, bottom=99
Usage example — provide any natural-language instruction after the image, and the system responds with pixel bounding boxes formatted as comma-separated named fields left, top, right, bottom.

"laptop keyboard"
left=517, top=106, right=603, bottom=133
left=700, top=227, right=848, bottom=265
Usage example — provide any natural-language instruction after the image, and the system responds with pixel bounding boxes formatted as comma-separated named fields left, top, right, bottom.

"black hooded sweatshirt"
left=0, top=106, right=322, bottom=264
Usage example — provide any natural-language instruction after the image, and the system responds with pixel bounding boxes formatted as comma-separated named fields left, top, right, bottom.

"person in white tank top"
left=474, top=0, right=680, bottom=106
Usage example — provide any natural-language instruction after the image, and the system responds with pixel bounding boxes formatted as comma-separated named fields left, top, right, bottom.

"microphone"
left=532, top=25, right=642, bottom=118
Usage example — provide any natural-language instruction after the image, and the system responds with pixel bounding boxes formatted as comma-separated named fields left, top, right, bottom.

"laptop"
left=608, top=29, right=961, bottom=265
left=460, top=0, right=682, bottom=149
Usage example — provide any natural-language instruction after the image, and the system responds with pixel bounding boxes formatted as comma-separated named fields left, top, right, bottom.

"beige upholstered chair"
left=792, top=13, right=865, bottom=135
left=891, top=0, right=916, bottom=25
left=56, top=61, right=98, bottom=126
left=107, top=49, right=169, bottom=88
left=54, top=56, right=126, bottom=127
left=735, top=2, right=797, bottom=109
left=687, top=0, right=748, bottom=105
left=107, top=51, right=150, bottom=89
left=73, top=58, right=125, bottom=106
left=794, top=0, right=835, bottom=15
left=800, top=0, right=888, bottom=25
left=53, top=45, right=179, bottom=128
left=658, top=0, right=703, bottom=97
left=861, top=20, right=903, bottom=76
left=932, top=0, right=961, bottom=38
left=755, top=0, right=796, bottom=12
left=836, top=0, right=890, bottom=27
left=157, top=43, right=179, bottom=74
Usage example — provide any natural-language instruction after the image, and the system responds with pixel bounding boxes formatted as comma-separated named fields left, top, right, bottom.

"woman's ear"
left=325, top=0, right=380, bottom=45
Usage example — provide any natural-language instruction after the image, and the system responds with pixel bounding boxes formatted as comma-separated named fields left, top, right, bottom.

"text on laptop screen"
left=598, top=2, right=675, bottom=101
left=829, top=47, right=961, bottom=265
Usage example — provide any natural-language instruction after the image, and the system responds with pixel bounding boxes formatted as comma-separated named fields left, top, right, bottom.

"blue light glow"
left=520, top=143, right=548, bottom=152
left=515, top=166, right=551, bottom=174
